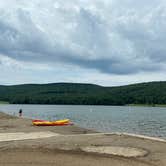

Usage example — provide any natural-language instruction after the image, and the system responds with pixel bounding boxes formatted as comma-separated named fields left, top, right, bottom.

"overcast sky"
left=0, top=0, right=166, bottom=86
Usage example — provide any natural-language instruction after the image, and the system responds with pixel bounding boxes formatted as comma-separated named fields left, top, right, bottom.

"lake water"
left=0, top=104, right=166, bottom=138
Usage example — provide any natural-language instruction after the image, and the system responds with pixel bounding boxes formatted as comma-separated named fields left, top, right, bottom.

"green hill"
left=0, top=82, right=166, bottom=105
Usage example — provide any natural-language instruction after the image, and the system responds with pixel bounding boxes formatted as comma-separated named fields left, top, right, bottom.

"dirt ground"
left=0, top=112, right=166, bottom=166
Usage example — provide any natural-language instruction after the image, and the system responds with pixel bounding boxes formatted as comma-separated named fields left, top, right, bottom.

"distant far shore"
left=0, top=101, right=9, bottom=104
left=0, top=81, right=166, bottom=106
left=127, top=104, right=166, bottom=107
left=126, top=104, right=166, bottom=107
left=1, top=101, right=166, bottom=108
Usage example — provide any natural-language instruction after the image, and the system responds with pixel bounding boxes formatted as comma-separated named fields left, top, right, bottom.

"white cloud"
left=0, top=0, right=166, bottom=85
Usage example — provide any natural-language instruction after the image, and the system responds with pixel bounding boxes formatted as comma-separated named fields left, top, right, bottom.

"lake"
left=0, top=104, right=166, bottom=138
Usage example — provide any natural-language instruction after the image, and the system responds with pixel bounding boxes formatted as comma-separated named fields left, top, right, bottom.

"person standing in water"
left=19, top=109, right=22, bottom=117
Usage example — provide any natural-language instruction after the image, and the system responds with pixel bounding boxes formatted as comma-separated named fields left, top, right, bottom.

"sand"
left=81, top=146, right=148, bottom=157
left=0, top=112, right=166, bottom=166
left=0, top=132, right=59, bottom=142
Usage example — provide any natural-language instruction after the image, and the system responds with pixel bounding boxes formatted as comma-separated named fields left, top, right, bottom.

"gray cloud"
left=0, top=0, right=166, bottom=75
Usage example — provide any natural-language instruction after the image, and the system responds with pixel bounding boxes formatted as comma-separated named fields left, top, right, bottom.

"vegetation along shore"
left=0, top=81, right=166, bottom=105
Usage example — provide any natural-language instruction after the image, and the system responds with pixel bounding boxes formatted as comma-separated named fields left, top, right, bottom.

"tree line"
left=0, top=82, right=166, bottom=105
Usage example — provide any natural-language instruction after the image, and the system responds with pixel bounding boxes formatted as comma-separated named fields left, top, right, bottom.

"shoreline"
left=127, top=104, right=166, bottom=108
left=0, top=112, right=166, bottom=166
left=105, top=132, right=166, bottom=143
left=1, top=102, right=166, bottom=108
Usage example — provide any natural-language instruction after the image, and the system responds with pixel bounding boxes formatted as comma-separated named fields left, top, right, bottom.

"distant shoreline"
left=127, top=104, right=166, bottom=107
left=0, top=81, right=166, bottom=106
left=1, top=101, right=166, bottom=108
left=0, top=101, right=9, bottom=104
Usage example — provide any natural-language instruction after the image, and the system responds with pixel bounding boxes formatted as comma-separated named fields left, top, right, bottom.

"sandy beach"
left=0, top=112, right=166, bottom=166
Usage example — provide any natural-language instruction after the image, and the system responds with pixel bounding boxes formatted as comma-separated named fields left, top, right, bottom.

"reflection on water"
left=0, top=104, right=166, bottom=138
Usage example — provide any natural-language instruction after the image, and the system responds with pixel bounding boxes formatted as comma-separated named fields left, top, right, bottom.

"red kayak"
left=33, top=122, right=74, bottom=126
left=32, top=119, right=48, bottom=122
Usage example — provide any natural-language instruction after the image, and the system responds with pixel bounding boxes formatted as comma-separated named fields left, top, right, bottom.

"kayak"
left=32, top=119, right=72, bottom=126
left=32, top=119, right=71, bottom=126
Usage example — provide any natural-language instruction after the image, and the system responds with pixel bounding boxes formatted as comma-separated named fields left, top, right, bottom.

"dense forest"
left=0, top=81, right=166, bottom=105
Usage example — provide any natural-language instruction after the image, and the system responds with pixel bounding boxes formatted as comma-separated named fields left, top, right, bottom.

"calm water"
left=0, top=104, right=166, bottom=138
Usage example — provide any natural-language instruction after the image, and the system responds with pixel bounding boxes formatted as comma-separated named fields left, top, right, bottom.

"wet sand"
left=0, top=112, right=166, bottom=166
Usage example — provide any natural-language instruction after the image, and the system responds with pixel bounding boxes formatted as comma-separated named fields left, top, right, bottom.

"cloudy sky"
left=0, top=0, right=166, bottom=86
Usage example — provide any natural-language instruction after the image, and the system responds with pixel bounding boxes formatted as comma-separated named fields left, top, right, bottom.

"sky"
left=0, top=0, right=166, bottom=86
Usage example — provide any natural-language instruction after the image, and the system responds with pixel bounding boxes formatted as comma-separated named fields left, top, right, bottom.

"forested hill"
left=0, top=82, right=166, bottom=105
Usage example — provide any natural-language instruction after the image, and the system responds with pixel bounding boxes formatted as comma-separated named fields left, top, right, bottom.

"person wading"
left=19, top=109, right=23, bottom=117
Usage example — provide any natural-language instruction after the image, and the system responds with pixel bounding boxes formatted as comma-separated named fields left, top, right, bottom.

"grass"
left=155, top=104, right=166, bottom=107
left=127, top=104, right=166, bottom=107
left=0, top=101, right=9, bottom=104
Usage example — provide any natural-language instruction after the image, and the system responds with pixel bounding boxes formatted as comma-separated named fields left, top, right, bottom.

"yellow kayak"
left=32, top=119, right=71, bottom=126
